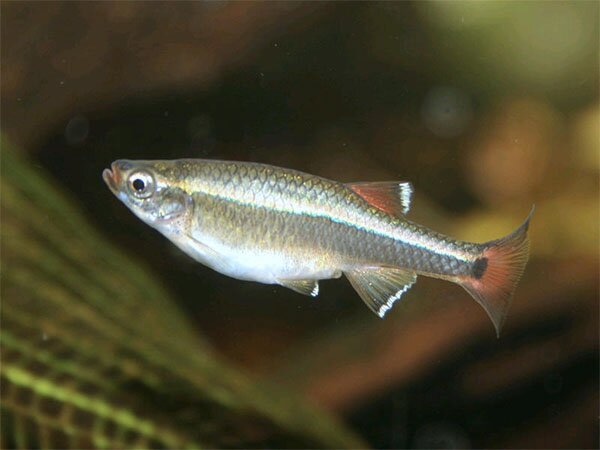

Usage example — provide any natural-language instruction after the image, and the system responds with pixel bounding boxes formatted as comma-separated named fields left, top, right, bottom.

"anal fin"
left=346, top=267, right=417, bottom=317
left=278, top=279, right=319, bottom=297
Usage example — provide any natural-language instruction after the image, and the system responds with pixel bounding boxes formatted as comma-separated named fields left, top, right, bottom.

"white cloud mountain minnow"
left=103, top=159, right=532, bottom=336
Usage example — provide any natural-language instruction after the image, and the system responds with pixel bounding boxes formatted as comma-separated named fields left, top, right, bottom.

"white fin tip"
left=376, top=281, right=414, bottom=318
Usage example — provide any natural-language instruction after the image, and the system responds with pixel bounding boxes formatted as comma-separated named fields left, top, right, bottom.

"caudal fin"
left=460, top=207, right=534, bottom=337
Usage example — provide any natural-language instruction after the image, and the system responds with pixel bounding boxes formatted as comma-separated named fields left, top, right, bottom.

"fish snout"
left=103, top=160, right=130, bottom=192
left=102, top=168, right=118, bottom=193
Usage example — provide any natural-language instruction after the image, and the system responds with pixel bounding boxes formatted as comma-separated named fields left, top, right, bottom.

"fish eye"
left=128, top=171, right=155, bottom=198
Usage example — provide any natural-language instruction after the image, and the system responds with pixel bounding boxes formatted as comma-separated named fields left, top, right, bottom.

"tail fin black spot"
left=472, top=257, right=488, bottom=279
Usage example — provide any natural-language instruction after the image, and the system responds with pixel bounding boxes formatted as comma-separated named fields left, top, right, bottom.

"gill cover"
left=154, top=188, right=191, bottom=222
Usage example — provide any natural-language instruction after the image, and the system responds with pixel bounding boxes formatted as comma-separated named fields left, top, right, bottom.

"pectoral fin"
left=346, top=181, right=413, bottom=216
left=278, top=279, right=320, bottom=297
left=178, top=232, right=233, bottom=272
left=345, top=267, right=417, bottom=317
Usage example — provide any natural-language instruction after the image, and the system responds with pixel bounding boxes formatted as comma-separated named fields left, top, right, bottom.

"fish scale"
left=104, top=158, right=532, bottom=336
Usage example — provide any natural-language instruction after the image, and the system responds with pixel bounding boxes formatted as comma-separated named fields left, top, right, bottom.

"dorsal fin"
left=346, top=181, right=413, bottom=216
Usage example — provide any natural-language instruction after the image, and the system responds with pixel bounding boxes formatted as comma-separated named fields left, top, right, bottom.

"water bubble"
left=421, top=86, right=472, bottom=138
left=259, top=72, right=266, bottom=88
left=65, top=115, right=90, bottom=146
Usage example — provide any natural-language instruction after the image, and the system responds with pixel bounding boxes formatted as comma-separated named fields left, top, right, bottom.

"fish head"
left=103, top=159, right=192, bottom=230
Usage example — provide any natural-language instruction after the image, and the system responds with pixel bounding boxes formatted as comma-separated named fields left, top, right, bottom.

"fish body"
left=103, top=159, right=532, bottom=336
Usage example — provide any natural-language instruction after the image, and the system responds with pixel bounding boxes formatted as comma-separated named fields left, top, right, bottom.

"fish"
left=103, top=159, right=532, bottom=336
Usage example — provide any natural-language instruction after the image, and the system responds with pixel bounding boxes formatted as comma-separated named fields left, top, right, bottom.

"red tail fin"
left=461, top=207, right=534, bottom=337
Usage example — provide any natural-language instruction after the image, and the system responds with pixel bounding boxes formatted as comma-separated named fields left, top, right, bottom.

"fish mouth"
left=102, top=162, right=120, bottom=194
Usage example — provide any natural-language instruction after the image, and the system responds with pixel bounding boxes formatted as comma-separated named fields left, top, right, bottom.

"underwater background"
left=1, top=2, right=598, bottom=448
